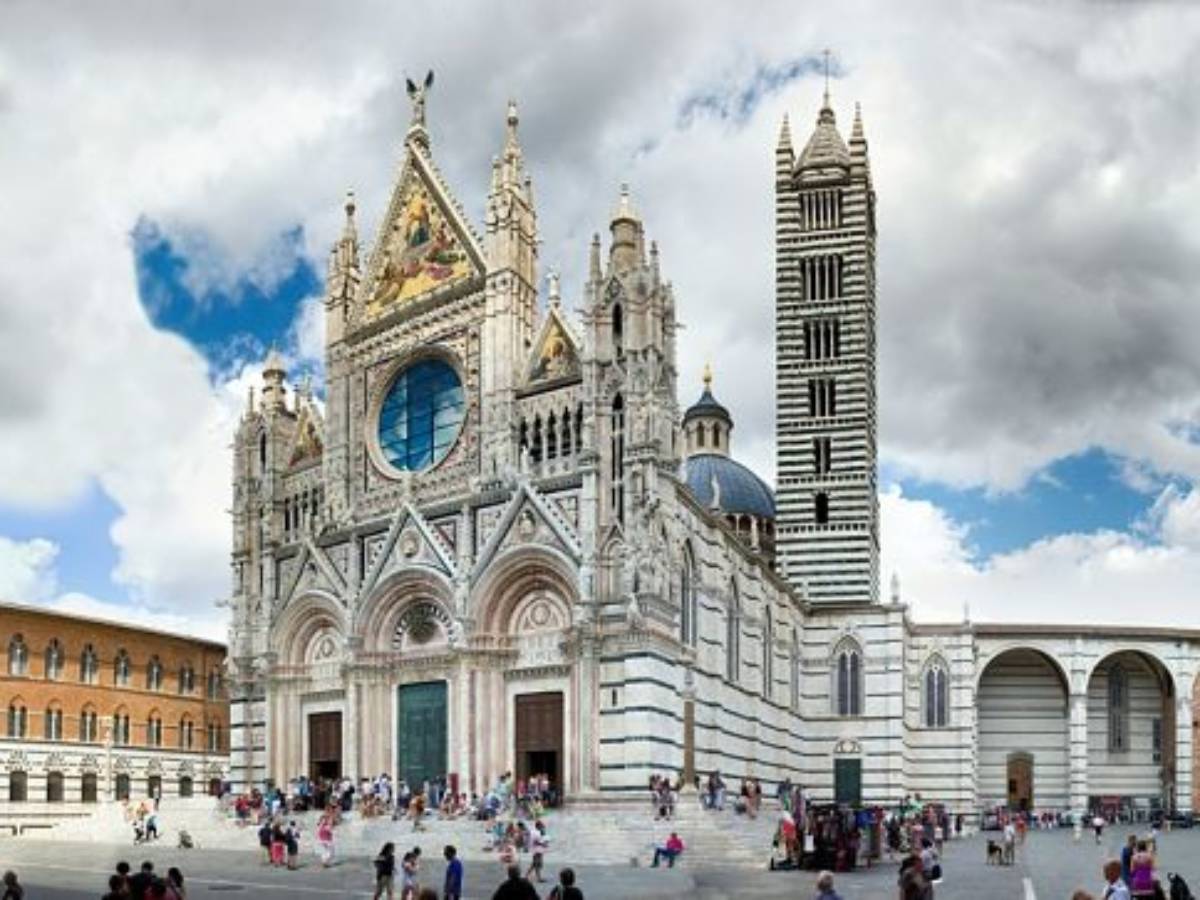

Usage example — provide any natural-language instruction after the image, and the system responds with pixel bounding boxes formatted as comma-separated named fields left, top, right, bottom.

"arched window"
left=147, top=713, right=163, bottom=747
left=207, top=720, right=222, bottom=752
left=207, top=671, right=221, bottom=700
left=179, top=664, right=195, bottom=694
left=611, top=394, right=625, bottom=526
left=612, top=303, right=624, bottom=358
left=44, top=704, right=63, bottom=740
left=9, top=770, right=27, bottom=802
left=112, top=709, right=131, bottom=745
left=180, top=716, right=195, bottom=750
left=1108, top=663, right=1129, bottom=752
left=833, top=639, right=862, bottom=717
left=258, top=431, right=268, bottom=469
left=7, top=701, right=28, bottom=737
left=530, top=415, right=543, bottom=463
left=679, top=545, right=697, bottom=647
left=7, top=634, right=28, bottom=676
left=790, top=628, right=801, bottom=713
left=146, top=656, right=163, bottom=691
left=81, top=772, right=98, bottom=803
left=44, top=639, right=63, bottom=680
left=923, top=657, right=949, bottom=728
left=713, top=424, right=722, bottom=449
left=697, top=423, right=706, bottom=448
left=726, top=581, right=740, bottom=684
left=762, top=605, right=774, bottom=700
left=114, top=650, right=131, bottom=687
left=80, top=644, right=98, bottom=684
left=79, top=705, right=98, bottom=742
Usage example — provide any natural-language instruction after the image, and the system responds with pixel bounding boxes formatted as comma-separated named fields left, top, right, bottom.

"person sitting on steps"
left=651, top=832, right=684, bottom=868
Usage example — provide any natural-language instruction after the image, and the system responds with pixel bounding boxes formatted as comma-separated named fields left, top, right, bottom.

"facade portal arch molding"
left=274, top=591, right=348, bottom=667
left=356, top=565, right=456, bottom=653
left=469, top=545, right=579, bottom=637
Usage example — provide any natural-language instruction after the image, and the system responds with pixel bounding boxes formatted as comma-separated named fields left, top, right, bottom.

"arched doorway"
left=1086, top=651, right=1175, bottom=819
left=80, top=772, right=98, bottom=803
left=46, top=770, right=64, bottom=802
left=977, top=648, right=1069, bottom=813
left=9, top=770, right=27, bottom=802
left=115, top=773, right=131, bottom=801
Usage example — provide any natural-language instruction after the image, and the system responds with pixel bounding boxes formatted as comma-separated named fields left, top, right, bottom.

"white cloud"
left=883, top=484, right=1200, bottom=627
left=2, top=1, right=1200, bottom=634
left=0, top=537, right=59, bottom=604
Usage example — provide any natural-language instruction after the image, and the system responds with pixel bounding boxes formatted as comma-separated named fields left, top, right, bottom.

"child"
left=258, top=819, right=273, bottom=864
left=285, top=820, right=300, bottom=870
left=373, top=842, right=396, bottom=900
left=317, top=812, right=335, bottom=868
left=270, top=821, right=287, bottom=867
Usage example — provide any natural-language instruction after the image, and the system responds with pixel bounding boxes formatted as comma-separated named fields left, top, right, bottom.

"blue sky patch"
left=132, top=217, right=321, bottom=378
left=885, top=447, right=1162, bottom=561
left=677, top=54, right=835, bottom=128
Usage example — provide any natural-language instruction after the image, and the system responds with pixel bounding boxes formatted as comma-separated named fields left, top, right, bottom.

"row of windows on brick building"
left=5, top=703, right=224, bottom=751
left=8, top=771, right=221, bottom=804
left=6, top=635, right=221, bottom=698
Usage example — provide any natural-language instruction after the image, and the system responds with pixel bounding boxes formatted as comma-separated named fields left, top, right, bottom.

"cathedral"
left=227, top=76, right=1200, bottom=820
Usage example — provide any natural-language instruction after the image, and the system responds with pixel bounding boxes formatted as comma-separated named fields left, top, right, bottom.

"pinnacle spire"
left=547, top=270, right=561, bottom=309
left=822, top=48, right=832, bottom=110
left=777, top=113, right=793, bottom=151
left=702, top=361, right=712, bottom=389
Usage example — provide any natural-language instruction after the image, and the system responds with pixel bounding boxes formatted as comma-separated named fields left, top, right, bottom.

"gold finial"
left=702, top=361, right=712, bottom=389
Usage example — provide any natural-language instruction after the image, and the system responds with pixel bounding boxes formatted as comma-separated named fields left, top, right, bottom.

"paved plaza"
left=3, top=826, right=1200, bottom=899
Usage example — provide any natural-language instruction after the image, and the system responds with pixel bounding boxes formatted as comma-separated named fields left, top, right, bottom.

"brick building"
left=2, top=602, right=229, bottom=804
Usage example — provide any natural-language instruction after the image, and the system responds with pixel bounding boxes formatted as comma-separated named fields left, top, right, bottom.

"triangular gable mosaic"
left=525, top=307, right=581, bottom=386
left=362, top=151, right=483, bottom=322
left=288, top=402, right=323, bottom=467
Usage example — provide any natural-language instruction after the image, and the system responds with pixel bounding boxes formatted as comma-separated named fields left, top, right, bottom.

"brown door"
left=1007, top=752, right=1033, bottom=812
left=309, top=712, right=343, bottom=780
left=515, top=692, right=564, bottom=799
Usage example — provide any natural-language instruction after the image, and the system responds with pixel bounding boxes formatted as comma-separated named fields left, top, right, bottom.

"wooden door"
left=515, top=692, right=564, bottom=790
left=397, top=681, right=447, bottom=789
left=308, top=711, right=343, bottom=780
left=1007, top=752, right=1033, bottom=812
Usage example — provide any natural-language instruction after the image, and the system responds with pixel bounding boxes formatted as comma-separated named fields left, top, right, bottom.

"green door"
left=397, top=681, right=448, bottom=789
left=834, top=758, right=862, bottom=806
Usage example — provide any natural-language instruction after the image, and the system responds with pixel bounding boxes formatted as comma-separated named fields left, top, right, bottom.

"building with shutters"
left=227, top=76, right=1200, bottom=821
left=0, top=602, right=229, bottom=806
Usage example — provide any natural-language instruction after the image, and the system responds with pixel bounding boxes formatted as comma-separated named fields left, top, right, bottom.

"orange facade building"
left=1, top=602, right=229, bottom=804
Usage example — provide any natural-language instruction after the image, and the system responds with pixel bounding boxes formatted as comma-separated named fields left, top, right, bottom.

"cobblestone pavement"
left=3, top=827, right=1199, bottom=898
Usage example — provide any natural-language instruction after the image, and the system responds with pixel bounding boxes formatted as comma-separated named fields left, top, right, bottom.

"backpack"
left=1170, top=873, right=1194, bottom=900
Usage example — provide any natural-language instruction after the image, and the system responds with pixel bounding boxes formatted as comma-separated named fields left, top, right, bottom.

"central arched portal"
left=977, top=648, right=1069, bottom=813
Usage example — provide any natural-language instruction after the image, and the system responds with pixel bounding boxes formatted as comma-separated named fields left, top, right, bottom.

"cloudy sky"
left=1, top=1, right=1199, bottom=640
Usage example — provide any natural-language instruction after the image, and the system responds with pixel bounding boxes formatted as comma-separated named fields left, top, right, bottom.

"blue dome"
left=683, top=453, right=775, bottom=519
left=683, top=387, right=732, bottom=425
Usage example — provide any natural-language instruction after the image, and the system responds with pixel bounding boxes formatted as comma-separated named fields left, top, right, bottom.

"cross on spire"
left=822, top=48, right=832, bottom=108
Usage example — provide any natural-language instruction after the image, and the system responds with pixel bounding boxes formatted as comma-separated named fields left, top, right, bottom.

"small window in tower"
left=258, top=433, right=267, bottom=469
left=612, top=304, right=624, bottom=358
left=815, top=492, right=830, bottom=525
left=697, top=424, right=706, bottom=448
left=713, top=424, right=721, bottom=448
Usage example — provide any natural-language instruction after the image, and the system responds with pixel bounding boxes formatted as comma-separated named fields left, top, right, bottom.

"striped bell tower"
left=774, top=84, right=879, bottom=604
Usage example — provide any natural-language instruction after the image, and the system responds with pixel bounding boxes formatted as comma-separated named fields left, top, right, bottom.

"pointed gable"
left=288, top=398, right=324, bottom=468
left=360, top=142, right=485, bottom=324
left=525, top=305, right=581, bottom=387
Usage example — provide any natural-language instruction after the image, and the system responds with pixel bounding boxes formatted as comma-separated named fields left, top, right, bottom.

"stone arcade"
left=225, top=77, right=1200, bottom=819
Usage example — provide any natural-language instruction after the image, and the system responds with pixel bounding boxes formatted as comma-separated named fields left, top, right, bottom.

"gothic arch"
left=274, top=591, right=347, bottom=666
left=920, top=652, right=951, bottom=728
left=975, top=643, right=1071, bottom=693
left=470, top=545, right=578, bottom=637
left=357, top=566, right=455, bottom=653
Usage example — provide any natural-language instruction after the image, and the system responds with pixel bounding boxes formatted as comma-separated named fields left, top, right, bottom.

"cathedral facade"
left=227, top=79, right=1199, bottom=819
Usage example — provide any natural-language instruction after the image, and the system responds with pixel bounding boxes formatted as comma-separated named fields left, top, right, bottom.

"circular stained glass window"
left=377, top=358, right=465, bottom=472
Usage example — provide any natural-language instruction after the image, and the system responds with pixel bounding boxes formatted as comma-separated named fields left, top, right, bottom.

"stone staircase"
left=24, top=795, right=779, bottom=869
